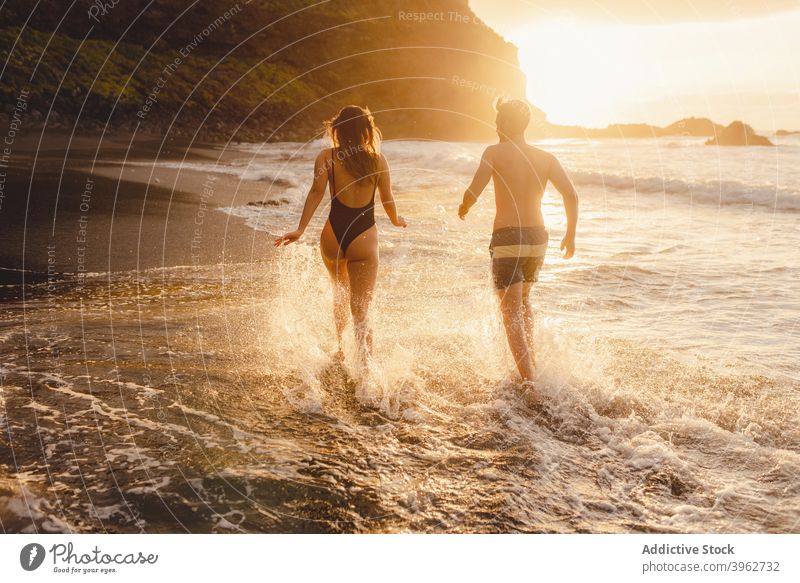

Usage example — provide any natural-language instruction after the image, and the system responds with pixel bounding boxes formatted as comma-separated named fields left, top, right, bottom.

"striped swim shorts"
left=489, top=226, right=549, bottom=289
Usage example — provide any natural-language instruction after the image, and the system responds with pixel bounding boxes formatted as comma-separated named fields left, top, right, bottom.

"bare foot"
left=352, top=351, right=384, bottom=408
left=355, top=364, right=381, bottom=408
left=519, top=381, right=543, bottom=408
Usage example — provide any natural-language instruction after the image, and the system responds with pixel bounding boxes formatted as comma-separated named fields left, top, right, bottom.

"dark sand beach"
left=0, top=132, right=273, bottom=286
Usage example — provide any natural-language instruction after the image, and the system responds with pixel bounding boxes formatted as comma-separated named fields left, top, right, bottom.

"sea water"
left=1, top=136, right=797, bottom=533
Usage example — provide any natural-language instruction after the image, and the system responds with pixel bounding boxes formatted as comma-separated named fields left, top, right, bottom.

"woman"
left=274, top=105, right=406, bottom=365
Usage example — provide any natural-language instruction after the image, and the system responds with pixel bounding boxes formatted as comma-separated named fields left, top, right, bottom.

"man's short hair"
left=495, top=97, right=531, bottom=134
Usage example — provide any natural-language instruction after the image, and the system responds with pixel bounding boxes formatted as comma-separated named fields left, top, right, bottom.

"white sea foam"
left=0, top=472, right=74, bottom=533
left=569, top=170, right=800, bottom=211
left=0, top=386, right=7, bottom=431
left=125, top=159, right=304, bottom=187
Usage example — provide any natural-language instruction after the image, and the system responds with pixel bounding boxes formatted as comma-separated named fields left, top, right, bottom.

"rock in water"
left=706, top=121, right=774, bottom=146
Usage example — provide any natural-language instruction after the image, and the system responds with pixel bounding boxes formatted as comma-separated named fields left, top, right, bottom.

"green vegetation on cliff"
left=0, top=0, right=526, bottom=141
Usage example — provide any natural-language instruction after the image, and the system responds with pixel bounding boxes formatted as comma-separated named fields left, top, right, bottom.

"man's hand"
left=458, top=202, right=469, bottom=220
left=560, top=233, right=575, bottom=259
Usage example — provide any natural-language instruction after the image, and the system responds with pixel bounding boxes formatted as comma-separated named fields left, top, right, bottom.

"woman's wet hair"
left=495, top=97, right=531, bottom=138
left=324, top=105, right=381, bottom=180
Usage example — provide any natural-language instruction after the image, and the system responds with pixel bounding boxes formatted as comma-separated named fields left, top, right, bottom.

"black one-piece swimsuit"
left=328, top=153, right=378, bottom=255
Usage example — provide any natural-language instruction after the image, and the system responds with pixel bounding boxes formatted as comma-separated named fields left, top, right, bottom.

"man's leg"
left=497, top=281, right=535, bottom=383
left=522, top=282, right=535, bottom=367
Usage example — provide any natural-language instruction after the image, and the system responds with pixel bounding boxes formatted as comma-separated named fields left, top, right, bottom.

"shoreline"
left=3, top=128, right=797, bottom=288
left=0, top=131, right=278, bottom=286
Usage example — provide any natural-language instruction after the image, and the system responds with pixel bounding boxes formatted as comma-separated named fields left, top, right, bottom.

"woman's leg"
left=343, top=226, right=379, bottom=363
left=320, top=221, right=350, bottom=359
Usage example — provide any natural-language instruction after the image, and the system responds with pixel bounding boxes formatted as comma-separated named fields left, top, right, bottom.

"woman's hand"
left=393, top=215, right=407, bottom=228
left=274, top=229, right=303, bottom=247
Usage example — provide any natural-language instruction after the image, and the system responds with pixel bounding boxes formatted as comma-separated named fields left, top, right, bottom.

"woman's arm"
left=274, top=150, right=330, bottom=246
left=376, top=153, right=407, bottom=228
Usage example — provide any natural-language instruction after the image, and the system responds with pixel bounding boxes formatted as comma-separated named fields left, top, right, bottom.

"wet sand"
left=0, top=131, right=275, bottom=286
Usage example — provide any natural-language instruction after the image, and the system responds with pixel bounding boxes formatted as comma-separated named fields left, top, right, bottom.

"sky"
left=470, top=0, right=800, bottom=130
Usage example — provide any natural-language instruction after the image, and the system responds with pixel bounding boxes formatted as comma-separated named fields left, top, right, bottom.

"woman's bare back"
left=327, top=148, right=378, bottom=208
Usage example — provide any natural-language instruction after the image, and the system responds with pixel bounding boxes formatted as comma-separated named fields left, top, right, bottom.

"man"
left=458, top=98, right=578, bottom=403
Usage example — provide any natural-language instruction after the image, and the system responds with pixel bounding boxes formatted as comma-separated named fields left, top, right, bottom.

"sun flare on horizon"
left=475, top=5, right=800, bottom=130
left=509, top=18, right=647, bottom=127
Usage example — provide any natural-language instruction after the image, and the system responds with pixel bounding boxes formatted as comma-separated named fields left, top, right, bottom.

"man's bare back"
left=459, top=138, right=578, bottom=257
left=487, top=141, right=549, bottom=230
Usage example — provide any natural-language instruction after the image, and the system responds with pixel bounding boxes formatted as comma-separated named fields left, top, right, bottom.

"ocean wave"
left=144, top=142, right=800, bottom=213
left=570, top=170, right=800, bottom=211
left=127, top=160, right=303, bottom=187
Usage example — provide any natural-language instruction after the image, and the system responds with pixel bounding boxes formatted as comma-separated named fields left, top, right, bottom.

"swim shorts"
left=489, top=226, right=549, bottom=289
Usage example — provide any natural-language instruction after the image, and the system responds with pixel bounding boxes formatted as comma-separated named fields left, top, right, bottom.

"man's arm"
left=458, top=147, right=494, bottom=220
left=548, top=154, right=578, bottom=258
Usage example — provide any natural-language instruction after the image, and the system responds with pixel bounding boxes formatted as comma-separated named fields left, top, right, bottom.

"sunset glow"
left=473, top=4, right=800, bottom=129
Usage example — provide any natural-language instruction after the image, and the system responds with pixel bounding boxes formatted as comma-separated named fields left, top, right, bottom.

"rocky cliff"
left=705, top=121, right=774, bottom=146
left=534, top=117, right=728, bottom=139
left=0, top=0, right=527, bottom=141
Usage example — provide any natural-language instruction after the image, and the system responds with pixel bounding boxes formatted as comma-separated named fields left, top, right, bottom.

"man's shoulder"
left=492, top=142, right=555, bottom=165
left=483, top=143, right=500, bottom=156
left=528, top=146, right=557, bottom=171
left=526, top=143, right=554, bottom=159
